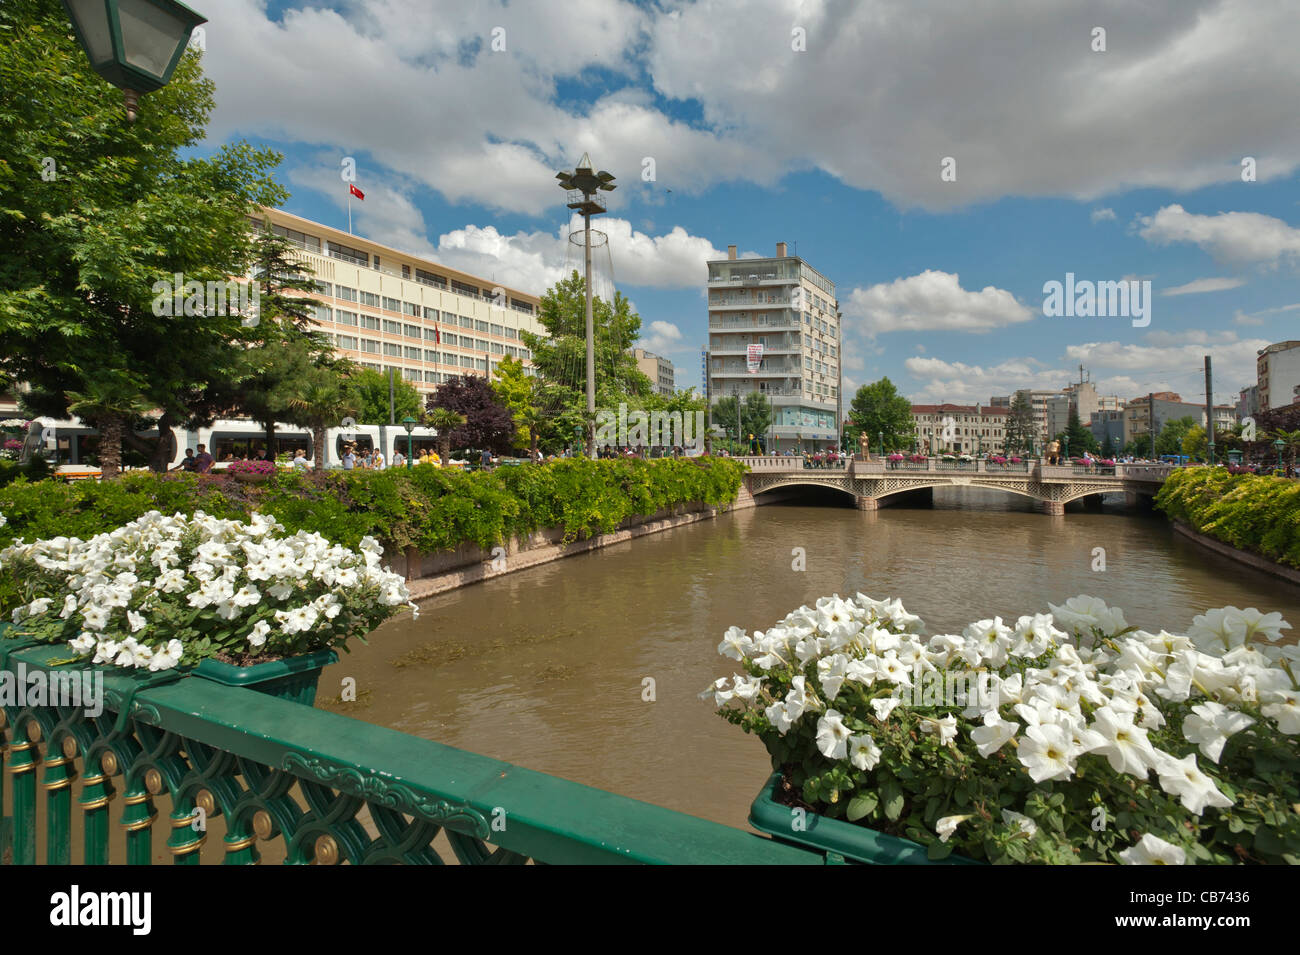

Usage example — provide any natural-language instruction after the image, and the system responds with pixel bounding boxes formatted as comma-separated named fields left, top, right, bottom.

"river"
left=322, top=487, right=1300, bottom=829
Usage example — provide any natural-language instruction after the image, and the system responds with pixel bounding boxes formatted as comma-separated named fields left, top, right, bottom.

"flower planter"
left=749, top=773, right=980, bottom=865
left=192, top=649, right=338, bottom=706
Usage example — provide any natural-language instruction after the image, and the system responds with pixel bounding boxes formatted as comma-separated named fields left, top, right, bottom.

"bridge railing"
left=0, top=638, right=823, bottom=866
left=731, top=454, right=803, bottom=469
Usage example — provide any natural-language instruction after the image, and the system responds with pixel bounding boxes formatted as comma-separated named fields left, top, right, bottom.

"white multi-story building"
left=254, top=209, right=544, bottom=394
left=1257, top=341, right=1300, bottom=412
left=910, top=404, right=1008, bottom=454
left=706, top=242, right=840, bottom=451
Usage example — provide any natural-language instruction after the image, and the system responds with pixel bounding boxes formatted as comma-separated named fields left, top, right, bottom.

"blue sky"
left=193, top=0, right=1300, bottom=406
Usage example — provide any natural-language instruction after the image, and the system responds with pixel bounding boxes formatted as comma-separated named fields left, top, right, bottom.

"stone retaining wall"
left=1172, top=522, right=1300, bottom=587
left=397, top=483, right=760, bottom=601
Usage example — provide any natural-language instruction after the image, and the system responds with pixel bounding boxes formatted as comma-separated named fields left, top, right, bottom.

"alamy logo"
left=1042, top=273, right=1150, bottom=327
left=49, top=886, right=151, bottom=935
left=0, top=662, right=102, bottom=717
left=594, top=403, right=706, bottom=449
left=151, top=272, right=260, bottom=327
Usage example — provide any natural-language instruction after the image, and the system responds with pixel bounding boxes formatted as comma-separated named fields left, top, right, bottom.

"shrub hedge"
left=0, top=458, right=747, bottom=556
left=1155, top=468, right=1300, bottom=569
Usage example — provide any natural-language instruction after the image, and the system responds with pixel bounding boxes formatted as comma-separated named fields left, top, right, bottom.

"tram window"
left=335, top=433, right=374, bottom=457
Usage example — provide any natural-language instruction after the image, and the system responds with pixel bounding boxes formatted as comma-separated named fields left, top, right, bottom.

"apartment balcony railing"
left=0, top=635, right=823, bottom=866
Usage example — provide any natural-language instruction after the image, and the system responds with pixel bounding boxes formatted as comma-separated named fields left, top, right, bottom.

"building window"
left=359, top=339, right=379, bottom=354
left=475, top=320, right=489, bottom=333
left=451, top=280, right=479, bottom=298
left=382, top=320, right=401, bottom=335
left=383, top=296, right=402, bottom=312
left=424, top=371, right=440, bottom=382
left=335, top=310, right=358, bottom=327
left=459, top=315, right=474, bottom=329
left=360, top=291, right=380, bottom=309
left=403, top=324, right=421, bottom=338
left=403, top=302, right=420, bottom=317
left=425, top=350, right=439, bottom=363
left=327, top=241, right=367, bottom=267
left=336, top=286, right=358, bottom=303
left=336, top=335, right=357, bottom=349
left=404, top=346, right=421, bottom=360
left=360, top=314, right=380, bottom=330
left=383, top=343, right=402, bottom=357
left=415, top=268, right=446, bottom=289
left=423, top=307, right=440, bottom=321
left=424, top=328, right=439, bottom=341
left=314, top=280, right=332, bottom=296
left=404, top=368, right=420, bottom=381
left=402, top=265, right=411, bottom=279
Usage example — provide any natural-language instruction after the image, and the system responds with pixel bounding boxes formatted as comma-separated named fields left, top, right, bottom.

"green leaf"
left=847, top=793, right=878, bottom=822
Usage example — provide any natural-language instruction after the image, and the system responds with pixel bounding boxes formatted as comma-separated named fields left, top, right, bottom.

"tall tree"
left=492, top=355, right=546, bottom=456
left=1005, top=392, right=1037, bottom=454
left=0, top=0, right=287, bottom=474
left=1155, top=416, right=1199, bottom=456
left=346, top=367, right=422, bottom=425
left=520, top=271, right=654, bottom=445
left=1065, top=407, right=1099, bottom=455
left=847, top=378, right=914, bottom=453
left=742, top=392, right=774, bottom=445
left=427, top=375, right=516, bottom=455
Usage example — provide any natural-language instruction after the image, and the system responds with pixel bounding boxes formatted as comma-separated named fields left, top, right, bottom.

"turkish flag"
left=433, top=324, right=440, bottom=344
left=349, top=184, right=365, bottom=200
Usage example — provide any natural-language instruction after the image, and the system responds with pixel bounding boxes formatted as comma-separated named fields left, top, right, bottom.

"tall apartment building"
left=910, top=404, right=1008, bottom=454
left=706, top=242, right=840, bottom=451
left=254, top=209, right=544, bottom=395
left=632, top=348, right=674, bottom=397
left=1257, top=341, right=1300, bottom=412
left=1238, top=385, right=1260, bottom=419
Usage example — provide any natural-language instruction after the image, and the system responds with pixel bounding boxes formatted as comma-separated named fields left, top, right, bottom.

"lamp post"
left=62, top=0, right=206, bottom=122
left=877, top=431, right=883, bottom=457
left=1063, top=435, right=1070, bottom=462
left=402, top=416, right=416, bottom=470
left=1276, top=438, right=1286, bottom=476
left=556, top=154, right=615, bottom=459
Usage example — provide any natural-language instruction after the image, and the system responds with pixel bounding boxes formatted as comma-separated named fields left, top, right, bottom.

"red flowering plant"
left=225, top=459, right=277, bottom=476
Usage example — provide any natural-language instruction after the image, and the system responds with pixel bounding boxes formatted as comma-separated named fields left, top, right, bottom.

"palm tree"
left=286, top=371, right=358, bottom=471
left=425, top=407, right=466, bottom=463
left=66, top=381, right=152, bottom=479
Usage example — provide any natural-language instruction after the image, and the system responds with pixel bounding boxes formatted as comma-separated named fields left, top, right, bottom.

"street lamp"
left=1275, top=437, right=1286, bottom=475
left=62, top=0, right=207, bottom=122
left=556, top=153, right=615, bottom=458
left=402, top=416, right=416, bottom=470
left=1063, top=436, right=1070, bottom=461
left=877, top=431, right=883, bottom=457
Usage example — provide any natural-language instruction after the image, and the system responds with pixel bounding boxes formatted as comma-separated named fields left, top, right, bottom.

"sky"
left=188, top=0, right=1300, bottom=406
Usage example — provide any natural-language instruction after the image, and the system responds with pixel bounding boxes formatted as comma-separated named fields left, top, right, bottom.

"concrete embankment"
left=398, top=483, right=770, bottom=601
left=1172, top=521, right=1300, bottom=587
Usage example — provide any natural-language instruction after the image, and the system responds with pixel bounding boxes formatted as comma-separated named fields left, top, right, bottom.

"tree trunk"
left=530, top=425, right=539, bottom=462
left=99, top=413, right=125, bottom=479
left=265, top=419, right=277, bottom=462
left=439, top=436, right=451, bottom=462
left=149, top=411, right=176, bottom=472
left=314, top=426, right=326, bottom=471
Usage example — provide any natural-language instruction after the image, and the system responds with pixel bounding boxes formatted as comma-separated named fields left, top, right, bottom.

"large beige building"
left=633, top=348, right=674, bottom=396
left=706, top=242, right=840, bottom=451
left=910, top=404, right=1008, bottom=454
left=254, top=209, right=544, bottom=394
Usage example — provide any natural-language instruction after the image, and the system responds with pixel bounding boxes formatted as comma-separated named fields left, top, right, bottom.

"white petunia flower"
left=848, top=732, right=881, bottom=771
left=1182, top=702, right=1255, bottom=763
left=1118, top=833, right=1186, bottom=865
left=816, top=709, right=853, bottom=760
left=1152, top=751, right=1234, bottom=816
left=936, top=814, right=973, bottom=843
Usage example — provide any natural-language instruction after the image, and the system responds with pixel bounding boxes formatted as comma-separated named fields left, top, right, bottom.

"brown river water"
left=318, top=487, right=1300, bottom=830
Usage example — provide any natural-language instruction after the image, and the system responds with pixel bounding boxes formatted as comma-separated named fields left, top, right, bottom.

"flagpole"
left=348, top=191, right=352, bottom=235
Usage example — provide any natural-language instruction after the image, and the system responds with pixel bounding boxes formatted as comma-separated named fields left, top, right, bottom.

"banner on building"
left=746, top=343, right=764, bottom=373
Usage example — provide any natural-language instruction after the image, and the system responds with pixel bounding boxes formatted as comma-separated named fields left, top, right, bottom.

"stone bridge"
left=733, top=456, right=1173, bottom=515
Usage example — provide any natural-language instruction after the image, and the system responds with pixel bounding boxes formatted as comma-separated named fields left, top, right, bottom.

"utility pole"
left=1204, top=355, right=1215, bottom=465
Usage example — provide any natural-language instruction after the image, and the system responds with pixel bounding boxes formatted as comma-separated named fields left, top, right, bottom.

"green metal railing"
left=1, top=638, right=821, bottom=866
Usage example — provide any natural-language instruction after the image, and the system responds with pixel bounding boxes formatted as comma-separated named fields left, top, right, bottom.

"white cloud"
left=903, top=356, right=1065, bottom=402
left=639, top=320, right=684, bottom=354
left=1233, top=302, right=1300, bottom=326
left=286, top=160, right=722, bottom=295
left=1091, top=208, right=1117, bottom=223
left=1136, top=205, right=1300, bottom=267
left=1161, top=276, right=1246, bottom=296
left=844, top=271, right=1033, bottom=335
left=201, top=1, right=1300, bottom=217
